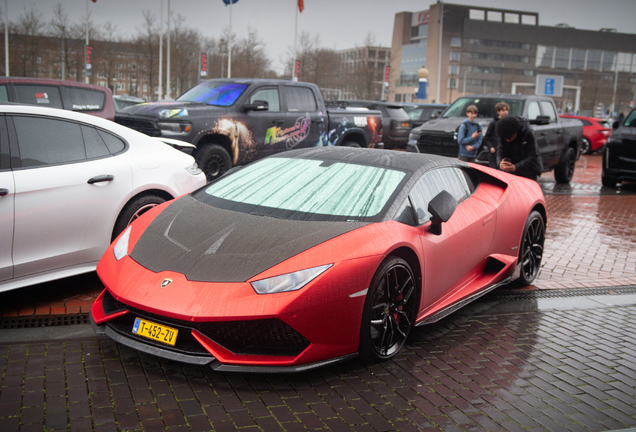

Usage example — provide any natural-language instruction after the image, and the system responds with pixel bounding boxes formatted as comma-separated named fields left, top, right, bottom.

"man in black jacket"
left=483, top=102, right=509, bottom=168
left=496, top=116, right=543, bottom=181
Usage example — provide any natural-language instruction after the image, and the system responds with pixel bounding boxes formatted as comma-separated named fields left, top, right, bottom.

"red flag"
left=298, top=0, right=304, bottom=13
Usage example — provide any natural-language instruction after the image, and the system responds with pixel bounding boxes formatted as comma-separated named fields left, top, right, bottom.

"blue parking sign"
left=545, top=78, right=555, bottom=95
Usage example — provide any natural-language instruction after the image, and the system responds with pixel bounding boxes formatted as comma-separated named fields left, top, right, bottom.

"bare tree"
left=232, top=26, right=271, bottom=78
left=11, top=5, right=46, bottom=77
left=48, top=3, right=70, bottom=80
left=169, top=14, right=201, bottom=96
left=135, top=10, right=158, bottom=99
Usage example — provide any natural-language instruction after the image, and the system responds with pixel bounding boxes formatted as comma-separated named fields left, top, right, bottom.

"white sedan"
left=0, top=104, right=206, bottom=292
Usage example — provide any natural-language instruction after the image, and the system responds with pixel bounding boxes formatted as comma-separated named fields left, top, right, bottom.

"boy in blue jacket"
left=457, top=105, right=482, bottom=162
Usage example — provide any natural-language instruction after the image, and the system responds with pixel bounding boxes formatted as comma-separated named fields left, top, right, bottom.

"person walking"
left=457, top=105, right=482, bottom=162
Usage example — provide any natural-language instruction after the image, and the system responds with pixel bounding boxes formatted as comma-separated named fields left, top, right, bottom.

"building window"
left=98, top=71, right=107, bottom=79
left=554, top=47, right=570, bottom=69
left=521, top=14, right=537, bottom=25
left=448, top=78, right=458, bottom=88
left=571, top=49, right=586, bottom=70
left=587, top=50, right=601, bottom=71
left=487, top=11, right=502, bottom=22
left=536, top=46, right=554, bottom=68
left=395, top=93, right=402, bottom=102
left=449, top=64, right=459, bottom=75
left=116, top=83, right=125, bottom=91
left=602, top=51, right=616, bottom=72
left=504, top=13, right=519, bottom=23
left=450, top=51, right=460, bottom=61
left=469, top=9, right=485, bottom=20
left=98, top=82, right=107, bottom=87
left=451, top=38, right=461, bottom=48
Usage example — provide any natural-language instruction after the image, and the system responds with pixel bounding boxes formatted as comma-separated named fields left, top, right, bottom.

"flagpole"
left=166, top=0, right=171, bottom=99
left=228, top=1, right=232, bottom=78
left=158, top=0, right=163, bottom=100
left=292, top=0, right=297, bottom=81
left=85, top=0, right=89, bottom=83
left=5, top=0, right=9, bottom=76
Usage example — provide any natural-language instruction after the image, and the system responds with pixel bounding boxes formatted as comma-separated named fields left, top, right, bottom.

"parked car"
left=113, top=95, right=145, bottom=112
left=327, top=100, right=412, bottom=150
left=407, top=94, right=583, bottom=183
left=0, top=104, right=206, bottom=292
left=560, top=114, right=612, bottom=154
left=115, top=79, right=383, bottom=181
left=91, top=146, right=546, bottom=372
left=403, top=103, right=448, bottom=128
left=0, top=77, right=116, bottom=120
left=602, top=108, right=636, bottom=187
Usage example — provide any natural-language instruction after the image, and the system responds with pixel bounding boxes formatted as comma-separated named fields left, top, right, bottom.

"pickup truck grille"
left=115, top=117, right=160, bottom=136
left=416, top=132, right=458, bottom=157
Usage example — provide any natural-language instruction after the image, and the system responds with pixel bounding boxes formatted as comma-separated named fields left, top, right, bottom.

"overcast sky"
left=5, top=0, right=636, bottom=74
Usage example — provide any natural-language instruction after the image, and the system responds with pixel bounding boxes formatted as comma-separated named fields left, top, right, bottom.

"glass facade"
left=536, top=46, right=636, bottom=72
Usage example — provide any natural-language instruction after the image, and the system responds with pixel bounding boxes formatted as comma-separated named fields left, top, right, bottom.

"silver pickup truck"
left=406, top=94, right=583, bottom=183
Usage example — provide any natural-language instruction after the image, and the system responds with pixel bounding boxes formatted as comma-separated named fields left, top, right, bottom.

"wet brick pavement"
left=1, top=297, right=635, bottom=431
left=1, top=154, right=636, bottom=431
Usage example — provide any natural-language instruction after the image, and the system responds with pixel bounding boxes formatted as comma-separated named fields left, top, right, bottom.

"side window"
left=0, top=85, right=8, bottom=102
left=249, top=88, right=280, bottom=112
left=81, top=125, right=110, bottom=159
left=62, top=87, right=106, bottom=112
left=409, top=167, right=472, bottom=225
left=407, top=108, right=423, bottom=120
left=97, top=130, right=126, bottom=154
left=0, top=116, right=9, bottom=171
left=539, top=101, right=557, bottom=121
left=13, top=85, right=64, bottom=109
left=526, top=101, right=541, bottom=120
left=13, top=116, right=86, bottom=168
left=284, top=86, right=318, bottom=112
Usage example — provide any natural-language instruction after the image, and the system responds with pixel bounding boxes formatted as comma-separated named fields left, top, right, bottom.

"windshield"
left=443, top=97, right=524, bottom=118
left=387, top=107, right=410, bottom=120
left=194, top=157, right=407, bottom=221
left=623, top=110, right=636, bottom=127
left=177, top=82, right=247, bottom=106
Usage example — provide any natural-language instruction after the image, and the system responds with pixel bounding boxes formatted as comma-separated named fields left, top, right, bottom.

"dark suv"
left=0, top=77, right=116, bottom=120
left=602, top=109, right=636, bottom=187
left=328, top=100, right=412, bottom=149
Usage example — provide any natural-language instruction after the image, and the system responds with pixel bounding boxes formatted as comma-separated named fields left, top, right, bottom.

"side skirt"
left=415, top=276, right=512, bottom=327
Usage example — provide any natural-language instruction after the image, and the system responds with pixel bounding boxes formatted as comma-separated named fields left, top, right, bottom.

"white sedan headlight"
left=250, top=264, right=332, bottom=294
left=113, top=226, right=132, bottom=261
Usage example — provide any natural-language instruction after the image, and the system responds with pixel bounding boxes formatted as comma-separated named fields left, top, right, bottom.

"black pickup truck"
left=115, top=79, right=383, bottom=180
left=406, top=94, right=583, bottom=183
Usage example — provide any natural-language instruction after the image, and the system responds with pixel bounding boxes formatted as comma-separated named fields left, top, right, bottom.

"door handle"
left=272, top=119, right=284, bottom=125
left=87, top=175, right=114, bottom=184
left=0, top=188, right=8, bottom=196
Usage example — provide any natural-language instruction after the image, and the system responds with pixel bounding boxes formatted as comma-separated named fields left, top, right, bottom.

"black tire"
left=112, top=194, right=166, bottom=241
left=581, top=138, right=591, bottom=155
left=554, top=147, right=575, bottom=184
left=518, top=210, right=545, bottom=286
left=601, top=170, right=618, bottom=188
left=359, top=256, right=418, bottom=362
left=195, top=144, right=232, bottom=182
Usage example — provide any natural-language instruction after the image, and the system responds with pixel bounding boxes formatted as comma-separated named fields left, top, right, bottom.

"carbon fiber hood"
left=129, top=195, right=366, bottom=283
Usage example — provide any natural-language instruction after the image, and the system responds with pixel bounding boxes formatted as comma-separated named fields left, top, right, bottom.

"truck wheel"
left=343, top=141, right=361, bottom=148
left=601, top=170, right=618, bottom=188
left=554, top=147, right=575, bottom=184
left=196, top=144, right=232, bottom=182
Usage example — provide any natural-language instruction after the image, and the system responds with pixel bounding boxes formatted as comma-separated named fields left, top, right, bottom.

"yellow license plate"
left=132, top=317, right=178, bottom=346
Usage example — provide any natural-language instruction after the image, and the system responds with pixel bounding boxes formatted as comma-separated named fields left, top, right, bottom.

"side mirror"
left=427, top=190, right=457, bottom=235
left=613, top=121, right=619, bottom=129
left=243, top=100, right=269, bottom=112
left=529, top=115, right=550, bottom=125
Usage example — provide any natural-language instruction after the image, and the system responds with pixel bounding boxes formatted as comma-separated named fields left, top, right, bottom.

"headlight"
left=158, top=122, right=192, bottom=136
left=185, top=162, right=202, bottom=176
left=159, top=108, right=189, bottom=118
left=113, top=226, right=132, bottom=261
left=408, top=132, right=419, bottom=145
left=250, top=264, right=332, bottom=294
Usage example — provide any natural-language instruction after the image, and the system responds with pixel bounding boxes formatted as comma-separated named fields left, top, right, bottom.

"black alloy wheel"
left=581, top=137, right=591, bottom=155
left=359, top=257, right=418, bottom=362
left=518, top=211, right=545, bottom=285
left=112, top=194, right=166, bottom=241
left=196, top=144, right=232, bottom=182
left=554, top=147, right=576, bottom=184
